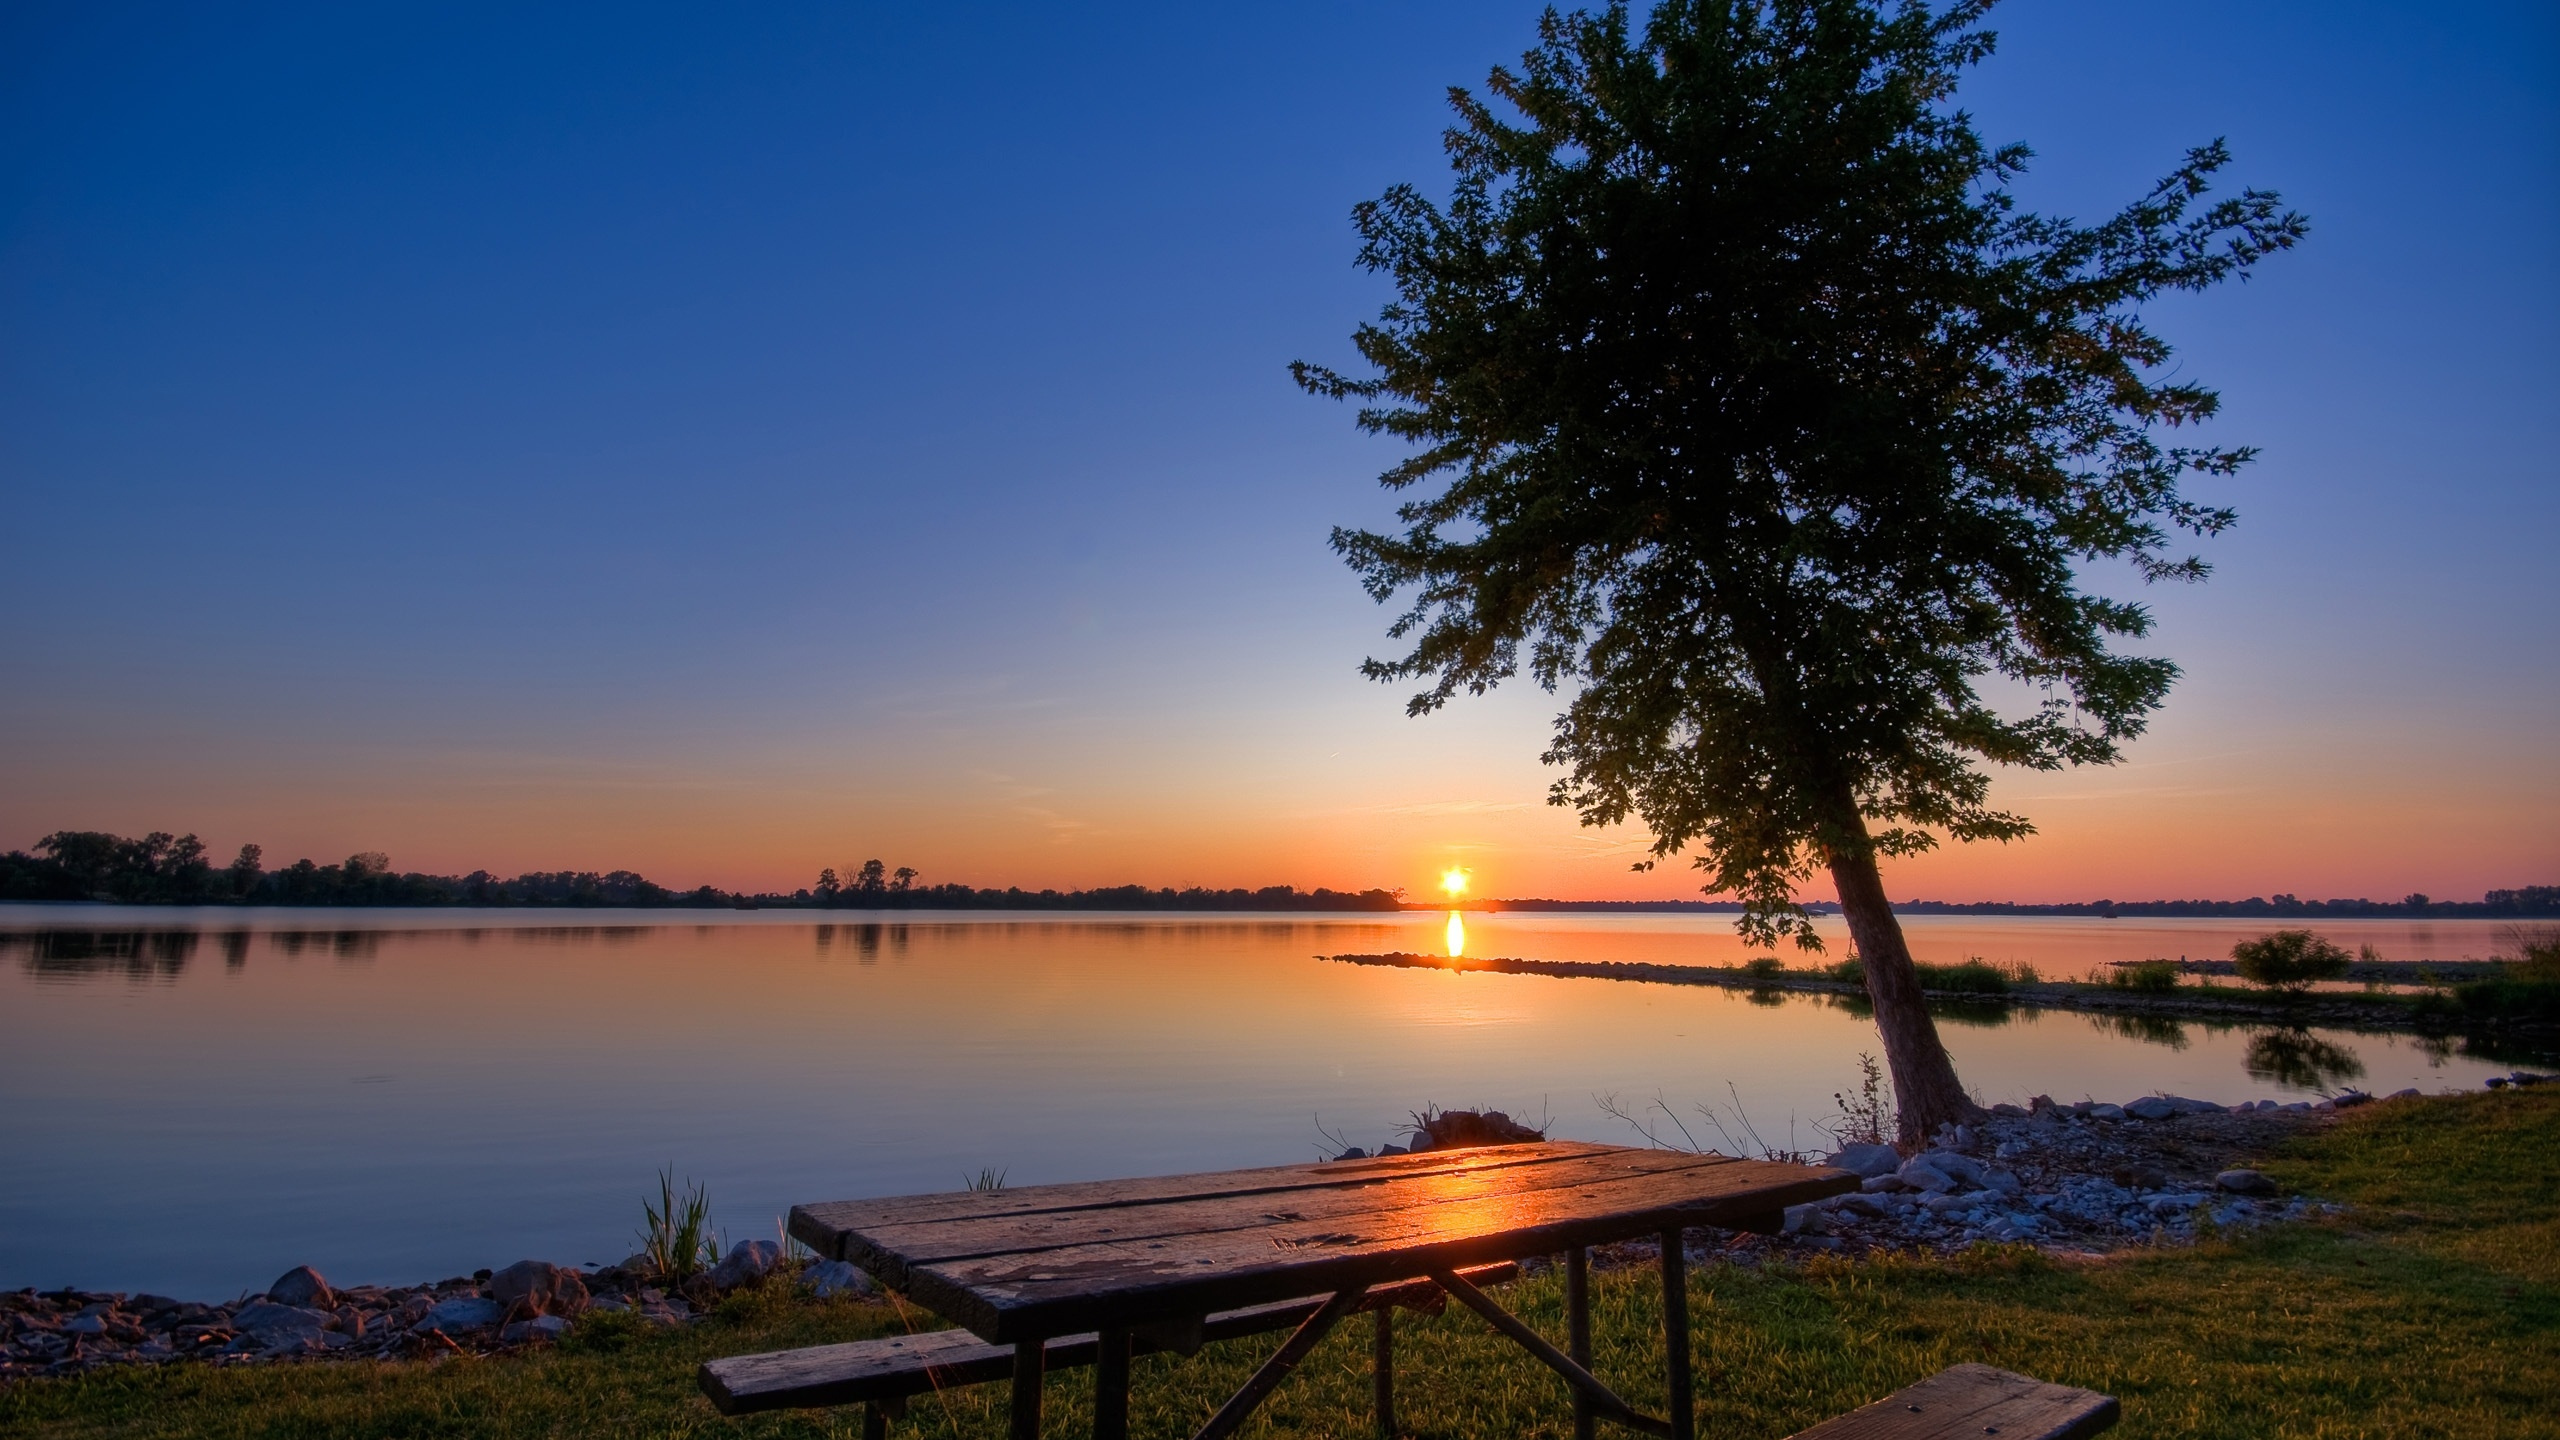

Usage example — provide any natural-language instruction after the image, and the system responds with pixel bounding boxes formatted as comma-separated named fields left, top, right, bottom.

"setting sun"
left=1439, top=867, right=1470, bottom=899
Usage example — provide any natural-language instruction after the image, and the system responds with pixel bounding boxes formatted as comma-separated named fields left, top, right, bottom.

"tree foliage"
left=2231, top=929, right=2353, bottom=992
left=1296, top=0, right=2305, bottom=947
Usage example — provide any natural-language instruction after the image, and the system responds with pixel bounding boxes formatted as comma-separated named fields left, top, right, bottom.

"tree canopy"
left=1298, top=0, right=2303, bottom=1140
left=1300, top=0, right=2302, bottom=944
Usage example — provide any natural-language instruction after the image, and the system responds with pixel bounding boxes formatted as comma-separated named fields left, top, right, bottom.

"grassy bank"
left=8, top=1090, right=2555, bottom=1439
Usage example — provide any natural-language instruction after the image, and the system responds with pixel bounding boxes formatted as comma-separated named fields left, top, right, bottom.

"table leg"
left=1096, top=1327, right=1131, bottom=1440
left=1567, top=1246, right=1594, bottom=1440
left=1011, top=1337, right=1044, bottom=1440
left=1373, top=1306, right=1395, bottom=1438
left=862, top=1400, right=887, bottom=1440
left=1660, top=1229, right=1692, bottom=1440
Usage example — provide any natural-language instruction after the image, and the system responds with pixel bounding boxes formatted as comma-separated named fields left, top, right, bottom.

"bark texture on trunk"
left=1825, top=810, right=1982, bottom=1148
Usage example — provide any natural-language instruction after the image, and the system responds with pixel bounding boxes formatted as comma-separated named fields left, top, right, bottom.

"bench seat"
left=1785, top=1363, right=2119, bottom=1440
left=699, top=1263, right=1516, bottom=1417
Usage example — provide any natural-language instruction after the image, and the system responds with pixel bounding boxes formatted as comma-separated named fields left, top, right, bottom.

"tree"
left=1296, top=0, right=2303, bottom=1143
left=815, top=867, right=843, bottom=904
left=2231, top=930, right=2351, bottom=993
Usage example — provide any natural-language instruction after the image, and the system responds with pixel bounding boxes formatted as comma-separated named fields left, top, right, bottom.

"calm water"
left=0, top=906, right=2535, bottom=1299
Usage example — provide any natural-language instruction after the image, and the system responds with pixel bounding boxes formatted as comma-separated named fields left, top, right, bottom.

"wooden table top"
left=789, top=1141, right=1856, bottom=1343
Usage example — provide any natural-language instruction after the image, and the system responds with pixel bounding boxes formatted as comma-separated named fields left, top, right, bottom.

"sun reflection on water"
left=1445, top=910, right=1465, bottom=958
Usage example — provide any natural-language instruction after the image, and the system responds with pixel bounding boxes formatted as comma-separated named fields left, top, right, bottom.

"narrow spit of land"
left=1324, top=950, right=2560, bottom=1048
left=5, top=1090, right=2554, bottom=1439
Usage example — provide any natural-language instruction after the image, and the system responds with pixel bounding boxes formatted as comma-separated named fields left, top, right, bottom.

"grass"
left=9, top=1091, right=2557, bottom=1439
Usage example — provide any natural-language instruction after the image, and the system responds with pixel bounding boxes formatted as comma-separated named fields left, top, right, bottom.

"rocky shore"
left=8, top=1070, right=2549, bottom=1385
left=0, top=1242, right=879, bottom=1383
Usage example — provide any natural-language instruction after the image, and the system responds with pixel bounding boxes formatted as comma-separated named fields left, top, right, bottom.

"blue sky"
left=3, top=1, right=2553, bottom=899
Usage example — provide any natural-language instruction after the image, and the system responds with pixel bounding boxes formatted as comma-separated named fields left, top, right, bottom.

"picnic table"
left=785, top=1139, right=1858, bottom=1440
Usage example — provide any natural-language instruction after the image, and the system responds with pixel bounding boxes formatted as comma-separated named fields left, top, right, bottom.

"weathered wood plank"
left=842, top=1146, right=1744, bottom=1276
left=697, top=1266, right=1518, bottom=1415
left=789, top=1142, right=1621, bottom=1257
left=1785, top=1364, right=2118, bottom=1440
left=905, top=1157, right=1851, bottom=1341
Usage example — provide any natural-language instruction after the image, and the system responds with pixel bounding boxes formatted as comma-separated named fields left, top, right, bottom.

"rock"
left=1408, top=1109, right=1545, bottom=1151
left=2087, top=1103, right=2126, bottom=1122
left=803, top=1260, right=875, bottom=1299
left=1781, top=1204, right=1825, bottom=1235
left=266, top=1266, right=333, bottom=1309
left=501, top=1315, right=571, bottom=1344
left=230, top=1301, right=329, bottom=1342
left=1896, top=1157, right=1958, bottom=1193
left=2112, top=1163, right=2168, bottom=1191
left=2161, top=1096, right=2226, bottom=1115
left=707, top=1240, right=783, bottom=1291
left=2513, top=1071, right=2551, bottom=1087
left=2486, top=1077, right=2509, bottom=1089
left=1989, top=1103, right=2028, bottom=1118
left=1824, top=1143, right=1901, bottom=1179
left=2215, top=1169, right=2277, bottom=1196
left=2386, top=1088, right=2421, bottom=1101
left=1377, top=1144, right=1409, bottom=1157
left=2123, top=1097, right=2178, bottom=1121
left=418, top=1297, right=502, bottom=1333
left=1918, top=1150, right=1990, bottom=1189
left=486, top=1261, right=587, bottom=1318
left=1860, top=1174, right=1906, bottom=1193
left=2145, top=1193, right=2211, bottom=1216
left=2331, top=1090, right=2372, bottom=1108
left=1335, top=1147, right=1367, bottom=1160
left=1994, top=1140, right=2029, bottom=1160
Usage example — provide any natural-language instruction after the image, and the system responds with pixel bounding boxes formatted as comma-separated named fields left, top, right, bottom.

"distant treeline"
left=0, top=830, right=1401, bottom=911
left=4, top=828, right=2549, bottom=917
left=1879, top=890, right=2560, bottom=918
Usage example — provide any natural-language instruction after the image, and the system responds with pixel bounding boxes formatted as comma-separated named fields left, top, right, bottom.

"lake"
left=0, top=906, right=2534, bottom=1300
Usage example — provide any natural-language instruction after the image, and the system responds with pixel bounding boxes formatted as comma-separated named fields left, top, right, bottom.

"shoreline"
left=11, top=1072, right=2555, bottom=1383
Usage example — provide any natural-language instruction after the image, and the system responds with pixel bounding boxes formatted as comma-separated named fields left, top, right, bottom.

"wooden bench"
left=700, top=1264, right=1517, bottom=1437
left=1786, top=1363, right=2118, bottom=1440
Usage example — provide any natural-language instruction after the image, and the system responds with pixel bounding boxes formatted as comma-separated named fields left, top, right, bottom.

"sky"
left=2, top=1, right=2553, bottom=904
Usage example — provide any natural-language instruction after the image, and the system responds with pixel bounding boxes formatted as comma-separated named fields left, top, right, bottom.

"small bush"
left=1743, top=956, right=1786, bottom=980
left=1914, top=959, right=2012, bottom=995
left=2109, top=959, right=2180, bottom=995
left=2501, top=925, right=2560, bottom=982
left=2232, top=930, right=2351, bottom=992
left=2455, top=979, right=2560, bottom=1022
left=1827, top=956, right=1866, bottom=985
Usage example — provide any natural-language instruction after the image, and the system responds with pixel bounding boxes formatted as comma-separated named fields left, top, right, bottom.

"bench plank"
left=699, top=1266, right=1515, bottom=1416
left=792, top=1142, right=1613, bottom=1241
left=1786, top=1364, right=2119, bottom=1440
left=841, top=1147, right=1744, bottom=1272
left=896, top=1156, right=1850, bottom=1341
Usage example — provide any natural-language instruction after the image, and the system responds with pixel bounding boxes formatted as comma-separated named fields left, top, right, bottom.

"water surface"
left=0, top=907, right=2530, bottom=1298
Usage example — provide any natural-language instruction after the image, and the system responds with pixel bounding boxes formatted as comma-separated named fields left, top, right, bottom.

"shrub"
left=2231, top=930, right=2351, bottom=992
left=1913, top=959, right=2012, bottom=995
left=2455, top=980, right=2560, bottom=1022
left=1826, top=956, right=1866, bottom=985
left=2501, top=925, right=2560, bottom=982
left=1743, top=956, right=1786, bottom=980
left=2108, top=959, right=2180, bottom=995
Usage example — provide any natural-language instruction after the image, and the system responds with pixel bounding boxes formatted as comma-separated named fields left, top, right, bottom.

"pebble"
left=707, top=1240, right=783, bottom=1291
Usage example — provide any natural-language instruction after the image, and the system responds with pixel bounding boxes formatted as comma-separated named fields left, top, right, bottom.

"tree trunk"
left=1825, top=811, right=1982, bottom=1149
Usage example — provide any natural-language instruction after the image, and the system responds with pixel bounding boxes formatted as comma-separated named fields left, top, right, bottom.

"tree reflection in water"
left=2245, top=1027, right=2366, bottom=1090
left=2090, top=1012, right=2192, bottom=1051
